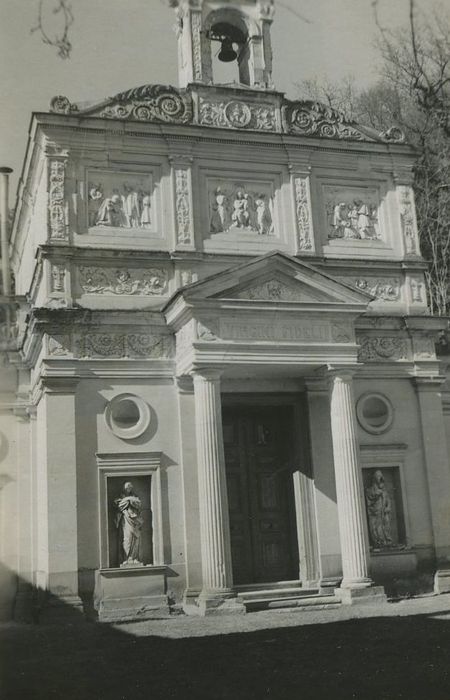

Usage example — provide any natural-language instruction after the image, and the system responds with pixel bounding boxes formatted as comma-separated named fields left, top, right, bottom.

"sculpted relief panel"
left=87, top=172, right=154, bottom=230
left=324, top=186, right=381, bottom=242
left=208, top=180, right=275, bottom=236
left=79, top=267, right=168, bottom=296
left=199, top=98, right=277, bottom=132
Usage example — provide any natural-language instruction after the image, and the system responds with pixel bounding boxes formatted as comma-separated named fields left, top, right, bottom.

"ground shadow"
left=1, top=594, right=450, bottom=700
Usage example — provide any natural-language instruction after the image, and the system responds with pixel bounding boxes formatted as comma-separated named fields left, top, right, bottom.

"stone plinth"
left=94, top=566, right=169, bottom=622
left=335, top=586, right=387, bottom=605
left=370, top=549, right=418, bottom=577
left=434, top=569, right=450, bottom=594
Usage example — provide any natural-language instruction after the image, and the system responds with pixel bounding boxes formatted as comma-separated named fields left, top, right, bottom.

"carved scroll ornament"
left=79, top=267, right=168, bottom=296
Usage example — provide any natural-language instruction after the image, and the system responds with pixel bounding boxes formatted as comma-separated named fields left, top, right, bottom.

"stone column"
left=414, top=377, right=450, bottom=593
left=36, top=377, right=83, bottom=621
left=192, top=370, right=243, bottom=615
left=328, top=369, right=385, bottom=603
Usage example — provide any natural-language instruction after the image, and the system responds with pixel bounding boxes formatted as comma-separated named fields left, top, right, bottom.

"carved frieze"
left=174, top=168, right=192, bottom=244
left=79, top=267, right=168, bottom=296
left=199, top=98, right=277, bottom=132
left=209, top=180, right=274, bottom=236
left=48, top=159, right=68, bottom=240
left=74, top=332, right=174, bottom=359
left=191, top=11, right=203, bottom=82
left=47, top=334, right=71, bottom=357
left=342, top=277, right=401, bottom=302
left=293, top=177, right=312, bottom=250
left=180, top=270, right=198, bottom=286
left=324, top=186, right=381, bottom=241
left=357, top=335, right=408, bottom=362
left=197, top=319, right=220, bottom=341
left=87, top=172, right=153, bottom=229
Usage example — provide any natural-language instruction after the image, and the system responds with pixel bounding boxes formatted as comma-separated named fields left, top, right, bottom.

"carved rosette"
left=342, top=277, right=401, bottom=302
left=199, top=98, right=277, bottom=132
left=293, top=176, right=312, bottom=251
left=74, top=332, right=174, bottom=359
left=174, top=168, right=192, bottom=244
left=357, top=335, right=409, bottom=362
left=78, top=267, right=168, bottom=296
left=48, top=159, right=68, bottom=240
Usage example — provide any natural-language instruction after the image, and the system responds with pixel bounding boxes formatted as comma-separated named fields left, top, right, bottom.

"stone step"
left=234, top=580, right=302, bottom=592
left=237, top=586, right=318, bottom=603
left=243, top=594, right=341, bottom=612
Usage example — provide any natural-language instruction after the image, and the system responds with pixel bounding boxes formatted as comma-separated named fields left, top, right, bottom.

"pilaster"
left=35, top=376, right=83, bottom=621
left=414, top=377, right=450, bottom=591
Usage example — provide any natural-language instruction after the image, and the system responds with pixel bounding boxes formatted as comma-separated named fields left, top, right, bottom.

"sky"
left=0, top=0, right=444, bottom=196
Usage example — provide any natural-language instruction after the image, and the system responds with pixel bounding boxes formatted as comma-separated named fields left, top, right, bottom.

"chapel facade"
left=1, top=0, right=450, bottom=622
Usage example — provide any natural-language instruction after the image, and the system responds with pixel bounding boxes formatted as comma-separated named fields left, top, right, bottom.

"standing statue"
left=114, top=482, right=144, bottom=566
left=365, top=470, right=393, bottom=548
left=210, top=188, right=230, bottom=232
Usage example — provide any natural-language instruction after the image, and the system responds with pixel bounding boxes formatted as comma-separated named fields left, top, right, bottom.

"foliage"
left=297, top=2, right=450, bottom=315
left=31, top=0, right=73, bottom=59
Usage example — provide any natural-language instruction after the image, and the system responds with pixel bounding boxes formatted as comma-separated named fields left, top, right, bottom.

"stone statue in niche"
left=326, top=187, right=380, bottom=241
left=88, top=175, right=152, bottom=229
left=114, top=482, right=144, bottom=566
left=209, top=185, right=274, bottom=236
left=365, top=470, right=393, bottom=549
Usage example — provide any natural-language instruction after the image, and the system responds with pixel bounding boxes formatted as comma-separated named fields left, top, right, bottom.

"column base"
left=196, top=591, right=246, bottom=616
left=39, top=594, right=85, bottom=623
left=319, top=577, right=342, bottom=596
left=434, top=568, right=450, bottom=594
left=335, top=585, right=387, bottom=606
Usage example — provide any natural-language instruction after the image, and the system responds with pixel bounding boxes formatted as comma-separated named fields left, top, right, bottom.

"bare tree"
left=31, top=0, right=74, bottom=59
left=297, top=1, right=450, bottom=315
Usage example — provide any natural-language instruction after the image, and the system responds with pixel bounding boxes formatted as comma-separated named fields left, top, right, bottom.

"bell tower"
left=168, top=1, right=275, bottom=89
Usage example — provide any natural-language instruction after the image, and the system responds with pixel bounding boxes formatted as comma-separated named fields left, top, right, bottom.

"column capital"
left=175, top=375, right=194, bottom=394
left=191, top=367, right=225, bottom=381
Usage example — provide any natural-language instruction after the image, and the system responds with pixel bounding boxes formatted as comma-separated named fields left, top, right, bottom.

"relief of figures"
left=365, top=469, right=393, bottom=549
left=209, top=185, right=274, bottom=236
left=325, top=187, right=380, bottom=241
left=88, top=176, right=153, bottom=229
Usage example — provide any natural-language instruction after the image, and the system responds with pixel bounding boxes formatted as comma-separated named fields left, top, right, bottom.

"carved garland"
left=357, top=335, right=408, bottom=362
left=175, top=168, right=192, bottom=244
left=48, top=159, right=68, bottom=240
left=74, top=333, right=174, bottom=359
left=343, top=277, right=401, bottom=302
left=293, top=177, right=312, bottom=250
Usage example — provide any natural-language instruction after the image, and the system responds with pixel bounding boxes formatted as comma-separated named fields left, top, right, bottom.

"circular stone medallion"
left=225, top=101, right=252, bottom=128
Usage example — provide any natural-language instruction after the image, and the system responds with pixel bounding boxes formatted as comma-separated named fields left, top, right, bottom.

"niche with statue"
left=106, top=475, right=153, bottom=568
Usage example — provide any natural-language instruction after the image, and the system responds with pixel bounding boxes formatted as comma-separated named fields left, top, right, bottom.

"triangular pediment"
left=171, top=251, right=373, bottom=307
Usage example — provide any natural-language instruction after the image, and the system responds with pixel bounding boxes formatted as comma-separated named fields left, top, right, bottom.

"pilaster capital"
left=304, top=376, right=329, bottom=394
left=40, top=375, right=80, bottom=395
left=176, top=375, right=194, bottom=394
left=413, top=375, right=447, bottom=392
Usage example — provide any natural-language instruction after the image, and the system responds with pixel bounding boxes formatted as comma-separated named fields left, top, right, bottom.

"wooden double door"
left=222, top=404, right=299, bottom=586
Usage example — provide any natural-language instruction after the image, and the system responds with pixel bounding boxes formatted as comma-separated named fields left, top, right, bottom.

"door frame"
left=221, top=392, right=320, bottom=588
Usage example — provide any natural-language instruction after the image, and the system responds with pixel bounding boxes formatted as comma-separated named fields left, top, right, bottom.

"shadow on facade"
left=2, top=572, right=450, bottom=700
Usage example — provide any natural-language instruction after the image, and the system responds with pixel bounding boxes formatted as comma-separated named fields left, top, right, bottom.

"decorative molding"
left=293, top=176, right=312, bottom=250
left=180, top=270, right=198, bottom=286
left=174, top=168, right=192, bottom=244
left=79, top=267, right=168, bottom=296
left=47, top=334, right=71, bottom=357
left=357, top=335, right=408, bottom=362
left=48, top=159, right=68, bottom=240
left=191, top=10, right=203, bottom=82
left=74, top=333, right=174, bottom=359
left=342, top=277, right=401, bottom=302
left=199, top=98, right=277, bottom=132
left=197, top=319, right=220, bottom=341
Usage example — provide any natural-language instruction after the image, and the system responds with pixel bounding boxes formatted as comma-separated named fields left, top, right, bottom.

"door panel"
left=223, top=405, right=298, bottom=585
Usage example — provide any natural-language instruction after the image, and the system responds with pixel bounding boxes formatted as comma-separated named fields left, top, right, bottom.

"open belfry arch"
left=1, top=0, right=450, bottom=622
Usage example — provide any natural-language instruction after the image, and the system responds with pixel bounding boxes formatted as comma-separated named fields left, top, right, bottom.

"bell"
left=218, top=37, right=237, bottom=63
